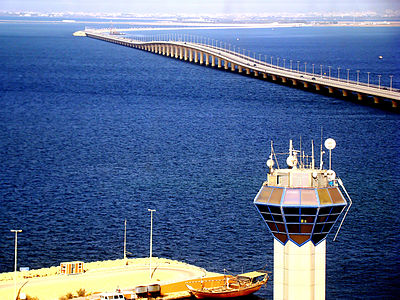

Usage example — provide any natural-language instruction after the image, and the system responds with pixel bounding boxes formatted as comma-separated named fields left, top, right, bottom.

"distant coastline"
left=1, top=19, right=400, bottom=28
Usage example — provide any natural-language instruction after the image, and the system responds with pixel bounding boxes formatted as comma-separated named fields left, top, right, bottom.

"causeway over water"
left=80, top=29, right=400, bottom=109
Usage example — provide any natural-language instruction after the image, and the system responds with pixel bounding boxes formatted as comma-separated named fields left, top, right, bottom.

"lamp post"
left=290, top=60, right=293, bottom=70
left=297, top=61, right=300, bottom=72
left=11, top=229, right=22, bottom=300
left=271, top=56, right=273, bottom=65
left=347, top=69, right=350, bottom=83
left=328, top=66, right=331, bottom=80
left=283, top=58, right=286, bottom=69
left=357, top=70, right=360, bottom=85
left=124, top=219, right=127, bottom=260
left=320, top=65, right=323, bottom=78
left=277, top=57, right=280, bottom=67
left=312, top=64, right=315, bottom=75
left=367, top=72, right=370, bottom=87
left=148, top=209, right=156, bottom=279
left=304, top=62, right=307, bottom=73
left=378, top=75, right=381, bottom=89
left=337, top=67, right=341, bottom=80
left=390, top=75, right=393, bottom=91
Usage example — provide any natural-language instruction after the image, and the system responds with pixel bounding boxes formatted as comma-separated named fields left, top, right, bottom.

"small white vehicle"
left=99, top=292, right=125, bottom=300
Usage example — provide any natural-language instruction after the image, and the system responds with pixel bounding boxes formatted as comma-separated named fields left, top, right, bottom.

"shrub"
left=77, top=288, right=86, bottom=297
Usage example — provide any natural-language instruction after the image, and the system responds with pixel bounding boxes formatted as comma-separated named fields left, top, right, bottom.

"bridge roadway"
left=84, top=31, right=400, bottom=109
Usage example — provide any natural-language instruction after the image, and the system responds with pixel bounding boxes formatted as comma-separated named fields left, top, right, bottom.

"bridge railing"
left=87, top=31, right=399, bottom=94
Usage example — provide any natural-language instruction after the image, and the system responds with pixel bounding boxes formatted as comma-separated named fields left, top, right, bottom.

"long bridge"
left=76, top=30, right=400, bottom=109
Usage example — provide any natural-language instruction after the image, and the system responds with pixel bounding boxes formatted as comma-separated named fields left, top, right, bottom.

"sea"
left=0, top=20, right=399, bottom=299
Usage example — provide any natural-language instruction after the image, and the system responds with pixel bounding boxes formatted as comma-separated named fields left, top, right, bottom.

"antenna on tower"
left=325, top=138, right=336, bottom=170
left=311, top=140, right=315, bottom=169
left=319, top=128, right=324, bottom=170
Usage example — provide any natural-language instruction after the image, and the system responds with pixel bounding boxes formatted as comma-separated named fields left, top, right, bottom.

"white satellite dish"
left=327, top=170, right=336, bottom=181
left=266, top=159, right=274, bottom=168
left=286, top=155, right=297, bottom=167
left=324, top=138, right=336, bottom=150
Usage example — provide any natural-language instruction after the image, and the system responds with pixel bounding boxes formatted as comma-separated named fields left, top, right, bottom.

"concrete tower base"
left=274, top=239, right=326, bottom=300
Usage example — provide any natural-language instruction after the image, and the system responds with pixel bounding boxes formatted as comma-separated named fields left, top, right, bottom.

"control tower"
left=253, top=139, right=351, bottom=300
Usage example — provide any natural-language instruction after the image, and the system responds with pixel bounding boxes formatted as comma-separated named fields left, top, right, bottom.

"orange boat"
left=186, top=271, right=269, bottom=299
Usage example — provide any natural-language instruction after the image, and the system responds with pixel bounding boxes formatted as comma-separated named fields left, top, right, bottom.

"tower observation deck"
left=253, top=139, right=352, bottom=300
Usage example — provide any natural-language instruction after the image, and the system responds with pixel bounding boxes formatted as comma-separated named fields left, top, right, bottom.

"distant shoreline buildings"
left=0, top=10, right=399, bottom=24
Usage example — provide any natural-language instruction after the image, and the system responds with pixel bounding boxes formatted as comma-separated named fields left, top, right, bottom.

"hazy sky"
left=1, top=0, right=399, bottom=14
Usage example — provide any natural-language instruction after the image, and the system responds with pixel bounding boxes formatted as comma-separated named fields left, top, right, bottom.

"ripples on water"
left=0, top=23, right=399, bottom=299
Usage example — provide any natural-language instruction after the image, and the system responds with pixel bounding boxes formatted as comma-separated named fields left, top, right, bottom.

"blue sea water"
left=0, top=22, right=399, bottom=299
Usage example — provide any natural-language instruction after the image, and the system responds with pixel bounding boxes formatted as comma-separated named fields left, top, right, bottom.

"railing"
left=85, top=30, right=400, bottom=101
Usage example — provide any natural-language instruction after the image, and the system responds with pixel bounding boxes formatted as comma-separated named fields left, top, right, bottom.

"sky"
left=1, top=0, right=400, bottom=14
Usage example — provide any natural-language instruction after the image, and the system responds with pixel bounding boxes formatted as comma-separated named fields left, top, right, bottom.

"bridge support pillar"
left=212, top=55, right=215, bottom=67
left=272, top=75, right=277, bottom=81
left=200, top=52, right=204, bottom=65
left=218, top=58, right=222, bottom=68
left=303, top=82, right=308, bottom=88
left=254, top=70, right=258, bottom=76
left=342, top=90, right=348, bottom=97
left=328, top=87, right=334, bottom=94
left=281, top=77, right=287, bottom=83
left=291, top=79, right=297, bottom=86
left=392, top=100, right=398, bottom=108
left=263, top=73, right=267, bottom=79
left=231, top=63, right=235, bottom=72
left=162, top=45, right=166, bottom=55
left=205, top=54, right=209, bottom=66
left=224, top=60, right=228, bottom=70
left=238, top=66, right=243, bottom=73
left=179, top=47, right=183, bottom=60
left=246, top=68, right=250, bottom=75
left=194, top=51, right=198, bottom=63
left=315, top=84, right=320, bottom=91
left=184, top=48, right=188, bottom=61
left=357, top=93, right=363, bottom=101
left=189, top=49, right=193, bottom=62
left=373, top=96, right=379, bottom=104
left=175, top=46, right=179, bottom=58
left=171, top=46, right=175, bottom=58
left=166, top=46, right=170, bottom=56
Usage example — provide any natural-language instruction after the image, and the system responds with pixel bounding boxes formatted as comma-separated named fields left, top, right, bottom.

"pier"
left=80, top=30, right=400, bottom=109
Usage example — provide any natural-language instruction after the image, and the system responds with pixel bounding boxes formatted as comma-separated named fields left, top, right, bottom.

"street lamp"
left=11, top=229, right=22, bottom=300
left=337, top=67, right=341, bottom=80
left=312, top=63, right=315, bottom=75
left=378, top=75, right=381, bottom=89
left=148, top=209, right=156, bottom=279
left=357, top=70, right=360, bottom=85
left=124, top=219, right=127, bottom=260
left=304, top=62, right=307, bottom=73
left=297, top=61, right=300, bottom=72
left=390, top=75, right=393, bottom=91
left=328, top=66, right=332, bottom=80
left=290, top=60, right=293, bottom=70
left=320, top=65, right=323, bottom=78
left=367, top=72, right=370, bottom=87
left=347, top=69, right=350, bottom=83
left=277, top=57, right=280, bottom=67
left=271, top=56, right=273, bottom=65
left=283, top=59, right=286, bottom=69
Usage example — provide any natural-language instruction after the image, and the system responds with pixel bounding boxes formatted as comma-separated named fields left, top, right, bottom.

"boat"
left=186, top=271, right=268, bottom=299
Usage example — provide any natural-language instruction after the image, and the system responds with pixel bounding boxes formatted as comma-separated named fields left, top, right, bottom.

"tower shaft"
left=274, top=239, right=326, bottom=300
